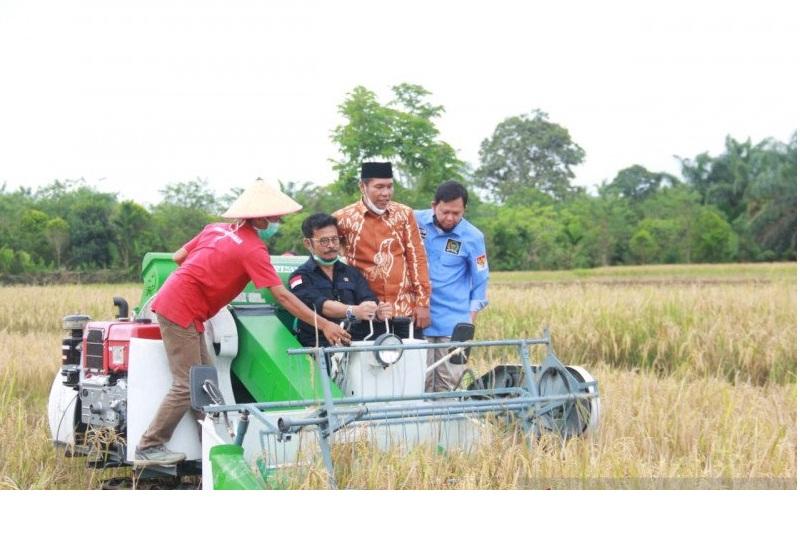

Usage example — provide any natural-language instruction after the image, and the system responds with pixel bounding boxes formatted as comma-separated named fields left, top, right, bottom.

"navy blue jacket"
left=289, top=257, right=378, bottom=347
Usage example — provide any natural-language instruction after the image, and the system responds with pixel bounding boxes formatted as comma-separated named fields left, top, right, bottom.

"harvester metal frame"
left=48, top=251, right=601, bottom=489
left=197, top=330, right=599, bottom=488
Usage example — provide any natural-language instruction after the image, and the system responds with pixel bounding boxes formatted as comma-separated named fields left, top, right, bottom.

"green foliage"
left=690, top=208, right=738, bottom=262
left=632, top=218, right=683, bottom=263
left=601, top=165, right=679, bottom=203
left=68, top=199, right=115, bottom=268
left=680, top=132, right=796, bottom=260
left=0, top=247, right=34, bottom=274
left=559, top=192, right=636, bottom=267
left=44, top=217, right=69, bottom=268
left=150, top=203, right=214, bottom=253
left=278, top=180, right=350, bottom=215
left=629, top=193, right=738, bottom=264
left=475, top=109, right=585, bottom=201
left=265, top=212, right=306, bottom=256
left=0, top=247, right=12, bottom=273
left=330, top=84, right=465, bottom=205
left=629, top=229, right=660, bottom=264
left=31, top=180, right=119, bottom=269
left=159, top=178, right=221, bottom=214
left=20, top=209, right=51, bottom=264
left=111, top=201, right=155, bottom=270
left=680, top=137, right=753, bottom=221
left=0, top=188, right=35, bottom=255
left=479, top=205, right=570, bottom=270
left=148, top=176, right=221, bottom=252
left=741, top=133, right=797, bottom=260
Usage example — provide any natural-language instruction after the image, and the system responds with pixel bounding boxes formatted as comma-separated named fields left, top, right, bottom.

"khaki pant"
left=137, top=314, right=213, bottom=450
left=425, top=335, right=465, bottom=392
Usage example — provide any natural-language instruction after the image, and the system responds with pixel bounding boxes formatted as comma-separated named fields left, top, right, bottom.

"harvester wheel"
left=535, top=365, right=599, bottom=438
left=455, top=368, right=480, bottom=391
left=565, top=365, right=600, bottom=434
left=469, top=365, right=527, bottom=396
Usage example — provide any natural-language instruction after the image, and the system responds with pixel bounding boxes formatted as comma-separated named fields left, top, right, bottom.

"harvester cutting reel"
left=193, top=329, right=600, bottom=489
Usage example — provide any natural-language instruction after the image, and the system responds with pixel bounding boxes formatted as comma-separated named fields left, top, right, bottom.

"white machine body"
left=125, top=337, right=202, bottom=462
left=336, top=339, right=427, bottom=399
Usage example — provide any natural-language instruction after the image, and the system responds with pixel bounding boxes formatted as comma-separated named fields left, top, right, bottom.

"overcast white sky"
left=0, top=0, right=797, bottom=207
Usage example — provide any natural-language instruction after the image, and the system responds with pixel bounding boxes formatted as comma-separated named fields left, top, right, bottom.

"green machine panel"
left=230, top=307, right=342, bottom=403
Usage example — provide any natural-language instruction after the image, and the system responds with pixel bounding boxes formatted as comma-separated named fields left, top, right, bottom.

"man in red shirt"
left=135, top=179, right=350, bottom=467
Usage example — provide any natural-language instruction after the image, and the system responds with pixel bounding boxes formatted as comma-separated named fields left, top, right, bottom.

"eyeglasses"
left=310, top=236, right=341, bottom=246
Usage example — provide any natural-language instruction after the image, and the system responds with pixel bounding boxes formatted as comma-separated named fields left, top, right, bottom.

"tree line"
left=0, top=83, right=795, bottom=280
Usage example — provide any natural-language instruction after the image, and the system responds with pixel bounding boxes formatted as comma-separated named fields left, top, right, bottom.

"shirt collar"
left=235, top=222, right=257, bottom=235
left=432, top=213, right=463, bottom=237
left=418, top=208, right=435, bottom=226
left=301, top=256, right=318, bottom=272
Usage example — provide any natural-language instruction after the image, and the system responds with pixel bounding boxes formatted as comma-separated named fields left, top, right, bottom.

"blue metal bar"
left=351, top=402, right=533, bottom=424
left=286, top=338, right=549, bottom=356
left=274, top=392, right=598, bottom=431
left=517, top=342, right=540, bottom=398
left=314, top=346, right=338, bottom=488
left=512, top=336, right=539, bottom=435
left=317, top=426, right=336, bottom=488
left=278, top=399, right=557, bottom=431
left=233, top=412, right=249, bottom=447
left=202, top=387, right=531, bottom=413
left=241, top=404, right=280, bottom=434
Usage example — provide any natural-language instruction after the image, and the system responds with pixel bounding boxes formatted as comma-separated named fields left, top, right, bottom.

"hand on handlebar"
left=375, top=301, right=393, bottom=321
left=353, top=301, right=393, bottom=321
left=354, top=301, right=378, bottom=321
left=321, top=320, right=351, bottom=346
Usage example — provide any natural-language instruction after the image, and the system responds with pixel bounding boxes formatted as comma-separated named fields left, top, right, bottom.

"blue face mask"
left=258, top=222, right=280, bottom=241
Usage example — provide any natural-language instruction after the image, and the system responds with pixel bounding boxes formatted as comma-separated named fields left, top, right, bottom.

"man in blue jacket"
left=289, top=212, right=393, bottom=347
left=415, top=181, right=489, bottom=392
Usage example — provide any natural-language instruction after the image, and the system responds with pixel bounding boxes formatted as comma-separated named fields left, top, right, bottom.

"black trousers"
left=368, top=318, right=424, bottom=341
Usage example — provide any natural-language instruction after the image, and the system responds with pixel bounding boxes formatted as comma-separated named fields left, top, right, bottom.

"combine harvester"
left=48, top=253, right=600, bottom=489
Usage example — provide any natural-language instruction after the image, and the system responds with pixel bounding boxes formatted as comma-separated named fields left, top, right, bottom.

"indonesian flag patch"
left=476, top=254, right=488, bottom=271
left=289, top=275, right=303, bottom=289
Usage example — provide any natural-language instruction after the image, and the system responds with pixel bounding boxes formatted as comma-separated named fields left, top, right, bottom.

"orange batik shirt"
left=333, top=200, right=431, bottom=317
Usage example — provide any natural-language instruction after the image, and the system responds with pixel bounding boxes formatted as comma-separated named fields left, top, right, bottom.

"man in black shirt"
left=289, top=213, right=393, bottom=347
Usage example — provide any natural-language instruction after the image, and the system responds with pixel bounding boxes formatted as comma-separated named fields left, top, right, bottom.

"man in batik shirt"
left=333, top=162, right=431, bottom=339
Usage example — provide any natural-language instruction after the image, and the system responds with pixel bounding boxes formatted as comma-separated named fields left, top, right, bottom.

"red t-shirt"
left=152, top=223, right=282, bottom=331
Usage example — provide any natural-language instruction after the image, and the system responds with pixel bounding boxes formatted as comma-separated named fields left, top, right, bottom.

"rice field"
left=0, top=264, right=795, bottom=489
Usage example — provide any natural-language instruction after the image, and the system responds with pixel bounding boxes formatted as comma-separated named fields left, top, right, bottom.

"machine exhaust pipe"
left=113, top=297, right=129, bottom=321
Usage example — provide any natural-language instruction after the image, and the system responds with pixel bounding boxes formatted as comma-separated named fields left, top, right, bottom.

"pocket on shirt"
left=335, top=281, right=357, bottom=301
left=440, top=254, right=464, bottom=267
left=337, top=280, right=357, bottom=290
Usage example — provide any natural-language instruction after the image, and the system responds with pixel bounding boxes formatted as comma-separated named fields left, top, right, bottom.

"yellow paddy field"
left=0, top=263, right=795, bottom=489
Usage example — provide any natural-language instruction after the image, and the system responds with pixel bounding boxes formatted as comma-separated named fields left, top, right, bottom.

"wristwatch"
left=345, top=306, right=355, bottom=320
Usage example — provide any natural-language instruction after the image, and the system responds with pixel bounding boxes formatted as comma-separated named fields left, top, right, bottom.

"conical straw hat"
left=222, top=178, right=303, bottom=219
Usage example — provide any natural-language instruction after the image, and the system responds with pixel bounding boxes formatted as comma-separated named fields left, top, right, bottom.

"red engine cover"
left=82, top=321, right=162, bottom=375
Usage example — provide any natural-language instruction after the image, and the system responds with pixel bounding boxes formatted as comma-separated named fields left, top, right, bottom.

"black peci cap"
left=360, top=162, right=393, bottom=180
